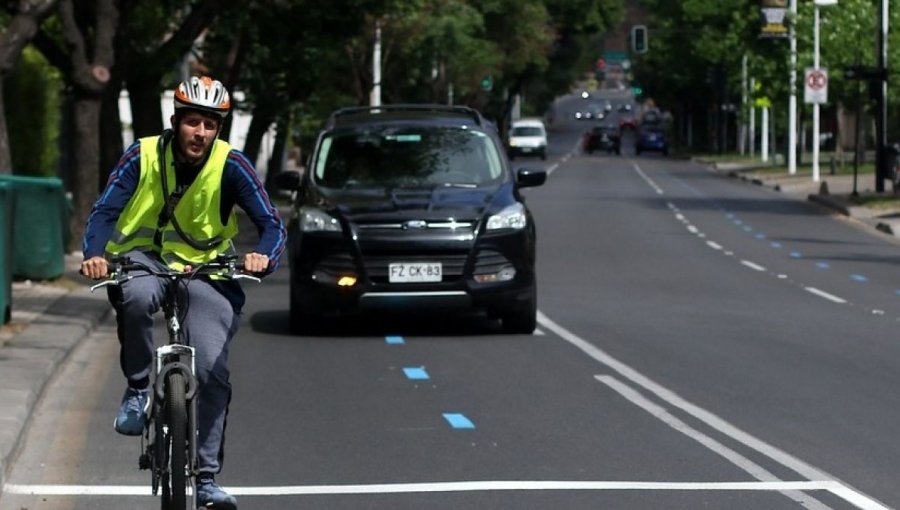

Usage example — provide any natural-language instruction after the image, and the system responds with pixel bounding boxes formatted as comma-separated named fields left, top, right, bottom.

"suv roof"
left=326, top=104, right=489, bottom=130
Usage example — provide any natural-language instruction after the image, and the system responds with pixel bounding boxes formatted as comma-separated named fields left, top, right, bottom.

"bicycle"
left=90, top=254, right=259, bottom=509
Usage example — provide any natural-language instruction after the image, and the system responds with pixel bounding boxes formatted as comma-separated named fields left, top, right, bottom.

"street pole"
left=812, top=6, right=821, bottom=182
left=370, top=21, right=382, bottom=107
left=750, top=77, right=756, bottom=158
left=788, top=0, right=798, bottom=174
left=875, top=0, right=888, bottom=192
left=740, top=55, right=748, bottom=155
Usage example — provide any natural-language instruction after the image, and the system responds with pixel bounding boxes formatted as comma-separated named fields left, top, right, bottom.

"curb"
left=0, top=277, right=110, bottom=490
left=701, top=158, right=900, bottom=239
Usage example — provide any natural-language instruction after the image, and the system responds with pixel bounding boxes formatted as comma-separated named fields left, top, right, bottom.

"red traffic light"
left=595, top=58, right=606, bottom=71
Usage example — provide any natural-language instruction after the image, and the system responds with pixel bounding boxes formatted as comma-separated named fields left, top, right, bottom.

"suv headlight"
left=486, top=203, right=527, bottom=230
left=299, top=206, right=341, bottom=232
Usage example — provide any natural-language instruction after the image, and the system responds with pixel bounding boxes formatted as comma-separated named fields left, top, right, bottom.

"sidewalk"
left=699, top=158, right=900, bottom=239
left=0, top=254, right=110, bottom=490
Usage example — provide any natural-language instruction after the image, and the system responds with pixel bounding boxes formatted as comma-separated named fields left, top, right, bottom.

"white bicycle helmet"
left=173, top=76, right=231, bottom=118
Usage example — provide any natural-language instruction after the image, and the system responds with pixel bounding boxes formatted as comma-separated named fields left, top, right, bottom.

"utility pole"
left=370, top=21, right=382, bottom=107
left=875, top=0, right=888, bottom=191
left=740, top=55, right=748, bottom=155
left=788, top=0, right=797, bottom=174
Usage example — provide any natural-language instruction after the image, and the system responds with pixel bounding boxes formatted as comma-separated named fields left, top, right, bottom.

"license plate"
left=389, top=262, right=442, bottom=283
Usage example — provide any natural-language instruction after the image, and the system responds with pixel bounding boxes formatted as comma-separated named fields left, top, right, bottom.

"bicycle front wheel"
left=162, top=371, right=188, bottom=510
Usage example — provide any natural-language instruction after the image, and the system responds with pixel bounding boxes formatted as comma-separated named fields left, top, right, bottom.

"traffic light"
left=481, top=75, right=493, bottom=91
left=632, top=86, right=643, bottom=98
left=632, top=25, right=648, bottom=54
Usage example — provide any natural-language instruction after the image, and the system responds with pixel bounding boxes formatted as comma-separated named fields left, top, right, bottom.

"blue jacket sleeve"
left=224, top=150, right=287, bottom=274
left=82, top=142, right=142, bottom=259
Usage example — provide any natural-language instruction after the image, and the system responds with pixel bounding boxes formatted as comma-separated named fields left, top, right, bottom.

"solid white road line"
left=0, top=480, right=856, bottom=497
left=595, top=375, right=831, bottom=509
left=535, top=311, right=890, bottom=510
left=706, top=241, right=723, bottom=251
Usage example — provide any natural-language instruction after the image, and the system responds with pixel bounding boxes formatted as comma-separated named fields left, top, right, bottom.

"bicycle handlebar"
left=88, top=255, right=262, bottom=293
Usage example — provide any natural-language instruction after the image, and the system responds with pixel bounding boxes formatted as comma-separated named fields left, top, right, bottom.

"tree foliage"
left=0, top=0, right=623, bottom=252
left=633, top=0, right=900, bottom=151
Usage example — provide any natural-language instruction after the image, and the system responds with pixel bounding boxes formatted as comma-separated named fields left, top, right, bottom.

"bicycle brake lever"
left=89, top=280, right=116, bottom=293
left=232, top=273, right=262, bottom=283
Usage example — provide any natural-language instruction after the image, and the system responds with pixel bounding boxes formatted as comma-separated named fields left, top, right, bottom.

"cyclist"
left=81, top=75, right=286, bottom=510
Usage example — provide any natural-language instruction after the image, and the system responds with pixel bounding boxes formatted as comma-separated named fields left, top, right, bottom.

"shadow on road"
left=248, top=309, right=506, bottom=338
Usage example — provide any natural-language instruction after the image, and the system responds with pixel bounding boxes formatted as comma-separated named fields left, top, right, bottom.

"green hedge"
left=4, top=46, right=62, bottom=178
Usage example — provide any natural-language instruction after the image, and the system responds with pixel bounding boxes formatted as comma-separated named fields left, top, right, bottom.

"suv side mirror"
left=516, top=168, right=547, bottom=188
left=273, top=170, right=302, bottom=191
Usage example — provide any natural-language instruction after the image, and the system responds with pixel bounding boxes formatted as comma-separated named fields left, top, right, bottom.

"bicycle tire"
left=163, top=371, right=188, bottom=509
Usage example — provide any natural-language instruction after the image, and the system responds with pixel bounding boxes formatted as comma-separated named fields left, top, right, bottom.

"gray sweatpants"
left=107, top=250, right=241, bottom=474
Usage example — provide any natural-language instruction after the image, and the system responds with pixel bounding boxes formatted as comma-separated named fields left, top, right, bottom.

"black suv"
left=275, top=105, right=547, bottom=334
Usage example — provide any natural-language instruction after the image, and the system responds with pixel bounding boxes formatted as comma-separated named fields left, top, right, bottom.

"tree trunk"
left=264, top=115, right=290, bottom=192
left=242, top=108, right=275, bottom=167
left=69, top=95, right=102, bottom=253
left=56, top=0, right=118, bottom=252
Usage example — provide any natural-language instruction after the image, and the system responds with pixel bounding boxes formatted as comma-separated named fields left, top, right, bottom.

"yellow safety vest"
left=105, top=135, right=238, bottom=270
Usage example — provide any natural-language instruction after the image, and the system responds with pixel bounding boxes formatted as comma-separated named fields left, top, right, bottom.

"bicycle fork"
left=141, top=346, right=199, bottom=492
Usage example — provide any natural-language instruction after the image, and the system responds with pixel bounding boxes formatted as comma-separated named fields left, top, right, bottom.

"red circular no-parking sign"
left=807, top=70, right=827, bottom=90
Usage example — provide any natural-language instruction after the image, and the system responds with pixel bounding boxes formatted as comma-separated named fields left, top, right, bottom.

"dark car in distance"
left=584, top=124, right=621, bottom=155
left=274, top=105, right=547, bottom=334
left=636, top=126, right=669, bottom=156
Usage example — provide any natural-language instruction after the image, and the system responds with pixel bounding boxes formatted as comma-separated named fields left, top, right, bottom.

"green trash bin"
left=0, top=181, right=12, bottom=323
left=0, top=175, right=66, bottom=280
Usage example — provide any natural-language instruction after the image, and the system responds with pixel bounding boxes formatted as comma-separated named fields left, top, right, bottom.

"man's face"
left=174, top=111, right=221, bottom=165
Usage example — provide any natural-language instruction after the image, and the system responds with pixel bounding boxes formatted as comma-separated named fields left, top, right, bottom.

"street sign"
left=804, top=68, right=828, bottom=104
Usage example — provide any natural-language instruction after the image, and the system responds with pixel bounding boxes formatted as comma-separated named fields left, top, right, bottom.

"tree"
left=31, top=0, right=117, bottom=252
left=0, top=0, right=59, bottom=174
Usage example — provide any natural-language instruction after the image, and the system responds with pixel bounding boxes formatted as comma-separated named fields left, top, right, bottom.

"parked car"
left=274, top=104, right=547, bottom=334
left=584, top=124, right=621, bottom=155
left=507, top=118, right=547, bottom=160
left=636, top=126, right=669, bottom=156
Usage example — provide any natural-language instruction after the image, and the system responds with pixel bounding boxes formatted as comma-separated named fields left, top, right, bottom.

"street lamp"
left=813, top=0, right=838, bottom=182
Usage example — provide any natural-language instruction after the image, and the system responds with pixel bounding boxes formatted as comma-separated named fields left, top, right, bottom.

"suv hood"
left=318, top=186, right=499, bottom=222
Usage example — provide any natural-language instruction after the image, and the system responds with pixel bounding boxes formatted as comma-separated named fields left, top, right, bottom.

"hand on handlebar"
left=81, top=256, right=110, bottom=280
left=242, top=252, right=269, bottom=274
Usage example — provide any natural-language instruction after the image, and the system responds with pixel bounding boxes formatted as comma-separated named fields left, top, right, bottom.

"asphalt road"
left=2, top=94, right=900, bottom=510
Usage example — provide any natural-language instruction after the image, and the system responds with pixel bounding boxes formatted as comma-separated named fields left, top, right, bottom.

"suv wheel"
left=501, top=285, right=537, bottom=334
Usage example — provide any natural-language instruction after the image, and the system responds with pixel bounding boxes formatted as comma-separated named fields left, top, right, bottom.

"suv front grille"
left=357, top=220, right=475, bottom=233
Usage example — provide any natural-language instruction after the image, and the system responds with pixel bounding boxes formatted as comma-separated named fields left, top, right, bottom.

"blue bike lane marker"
left=403, top=367, right=430, bottom=380
left=384, top=335, right=475, bottom=431
left=443, top=413, right=475, bottom=429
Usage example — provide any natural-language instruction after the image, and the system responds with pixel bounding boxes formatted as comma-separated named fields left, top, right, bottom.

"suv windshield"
left=314, top=125, right=504, bottom=189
